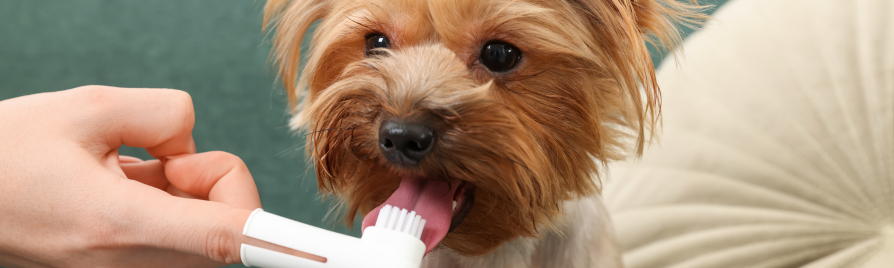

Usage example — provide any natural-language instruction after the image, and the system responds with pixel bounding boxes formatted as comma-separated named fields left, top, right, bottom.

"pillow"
left=602, top=0, right=894, bottom=267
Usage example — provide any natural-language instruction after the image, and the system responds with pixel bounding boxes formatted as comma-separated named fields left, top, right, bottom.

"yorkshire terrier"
left=264, top=0, right=703, bottom=267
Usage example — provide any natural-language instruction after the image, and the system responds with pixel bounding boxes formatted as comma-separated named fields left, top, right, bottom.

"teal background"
left=0, top=0, right=726, bottom=267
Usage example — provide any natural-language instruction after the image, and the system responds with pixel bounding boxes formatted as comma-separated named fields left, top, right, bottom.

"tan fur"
left=264, top=0, right=706, bottom=262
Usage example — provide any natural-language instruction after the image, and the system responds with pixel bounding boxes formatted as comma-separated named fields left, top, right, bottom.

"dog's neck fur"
left=422, top=194, right=621, bottom=268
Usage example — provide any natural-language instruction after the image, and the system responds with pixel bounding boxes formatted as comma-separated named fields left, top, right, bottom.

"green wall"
left=0, top=1, right=726, bottom=267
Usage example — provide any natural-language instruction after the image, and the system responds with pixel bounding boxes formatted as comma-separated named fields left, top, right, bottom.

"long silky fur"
left=264, top=0, right=707, bottom=256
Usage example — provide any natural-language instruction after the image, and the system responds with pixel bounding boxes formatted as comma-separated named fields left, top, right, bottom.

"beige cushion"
left=602, top=0, right=894, bottom=267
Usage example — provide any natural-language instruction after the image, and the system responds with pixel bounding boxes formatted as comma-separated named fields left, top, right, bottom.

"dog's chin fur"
left=264, top=0, right=705, bottom=265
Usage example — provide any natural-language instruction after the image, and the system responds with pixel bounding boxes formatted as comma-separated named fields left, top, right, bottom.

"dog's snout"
left=379, top=120, right=436, bottom=166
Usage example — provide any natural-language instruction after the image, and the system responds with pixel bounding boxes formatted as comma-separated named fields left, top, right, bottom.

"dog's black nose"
left=379, top=120, right=435, bottom=165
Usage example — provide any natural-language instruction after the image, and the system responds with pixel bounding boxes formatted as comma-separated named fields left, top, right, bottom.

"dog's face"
left=265, top=0, right=702, bottom=256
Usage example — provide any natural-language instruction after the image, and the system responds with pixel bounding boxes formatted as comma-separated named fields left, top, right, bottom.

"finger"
left=164, top=151, right=261, bottom=210
left=119, top=155, right=144, bottom=164
left=127, top=197, right=322, bottom=265
left=0, top=251, right=50, bottom=268
left=120, top=160, right=169, bottom=190
left=166, top=185, right=203, bottom=200
left=113, top=182, right=253, bottom=264
left=64, top=86, right=196, bottom=159
left=120, top=159, right=210, bottom=199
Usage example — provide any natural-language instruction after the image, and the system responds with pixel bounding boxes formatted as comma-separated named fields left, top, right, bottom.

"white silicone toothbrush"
left=240, top=205, right=426, bottom=268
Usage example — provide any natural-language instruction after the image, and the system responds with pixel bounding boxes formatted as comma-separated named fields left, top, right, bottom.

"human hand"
left=0, top=86, right=261, bottom=267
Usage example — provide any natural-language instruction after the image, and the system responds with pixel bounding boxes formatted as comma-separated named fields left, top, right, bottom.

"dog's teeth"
left=453, top=200, right=457, bottom=212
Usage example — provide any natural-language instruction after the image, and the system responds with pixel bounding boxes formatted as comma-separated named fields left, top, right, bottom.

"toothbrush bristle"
left=375, top=204, right=392, bottom=227
left=404, top=211, right=417, bottom=233
left=386, top=206, right=400, bottom=229
left=395, top=208, right=408, bottom=232
left=374, top=205, right=426, bottom=239
left=409, top=215, right=421, bottom=236
left=416, top=219, right=426, bottom=238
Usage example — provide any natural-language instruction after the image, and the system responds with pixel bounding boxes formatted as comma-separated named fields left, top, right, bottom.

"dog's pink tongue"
left=361, top=176, right=458, bottom=255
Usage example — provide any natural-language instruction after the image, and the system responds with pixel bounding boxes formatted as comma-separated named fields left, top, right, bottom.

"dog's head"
left=265, top=0, right=704, bottom=256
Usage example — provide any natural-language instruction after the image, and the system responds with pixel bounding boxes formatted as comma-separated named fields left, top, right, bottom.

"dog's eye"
left=365, top=34, right=391, bottom=56
left=480, top=41, right=521, bottom=72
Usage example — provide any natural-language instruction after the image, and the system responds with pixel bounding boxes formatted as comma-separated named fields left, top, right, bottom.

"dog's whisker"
left=345, top=15, right=375, bottom=32
left=274, top=142, right=305, bottom=157
left=497, top=82, right=524, bottom=94
left=505, top=65, right=557, bottom=82
left=332, top=126, right=357, bottom=142
left=368, top=2, right=386, bottom=15
left=304, top=127, right=342, bottom=137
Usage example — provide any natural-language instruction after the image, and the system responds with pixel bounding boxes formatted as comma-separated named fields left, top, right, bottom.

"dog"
left=263, top=0, right=704, bottom=267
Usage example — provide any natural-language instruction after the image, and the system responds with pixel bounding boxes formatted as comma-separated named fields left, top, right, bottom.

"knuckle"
left=163, top=89, right=196, bottom=129
left=210, top=151, right=246, bottom=168
left=203, top=227, right=240, bottom=263
left=71, top=84, right=115, bottom=92
left=71, top=85, right=117, bottom=107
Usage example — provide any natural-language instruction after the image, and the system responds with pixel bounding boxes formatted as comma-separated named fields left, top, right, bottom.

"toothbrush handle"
left=241, top=244, right=330, bottom=268
left=241, top=209, right=364, bottom=267
left=240, top=209, right=424, bottom=268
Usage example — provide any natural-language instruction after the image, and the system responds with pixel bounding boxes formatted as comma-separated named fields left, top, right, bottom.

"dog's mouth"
left=360, top=175, right=475, bottom=255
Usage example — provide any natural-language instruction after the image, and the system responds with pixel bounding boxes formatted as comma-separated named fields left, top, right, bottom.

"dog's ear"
left=264, top=0, right=329, bottom=109
left=627, top=0, right=709, bottom=60
left=567, top=0, right=707, bottom=154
